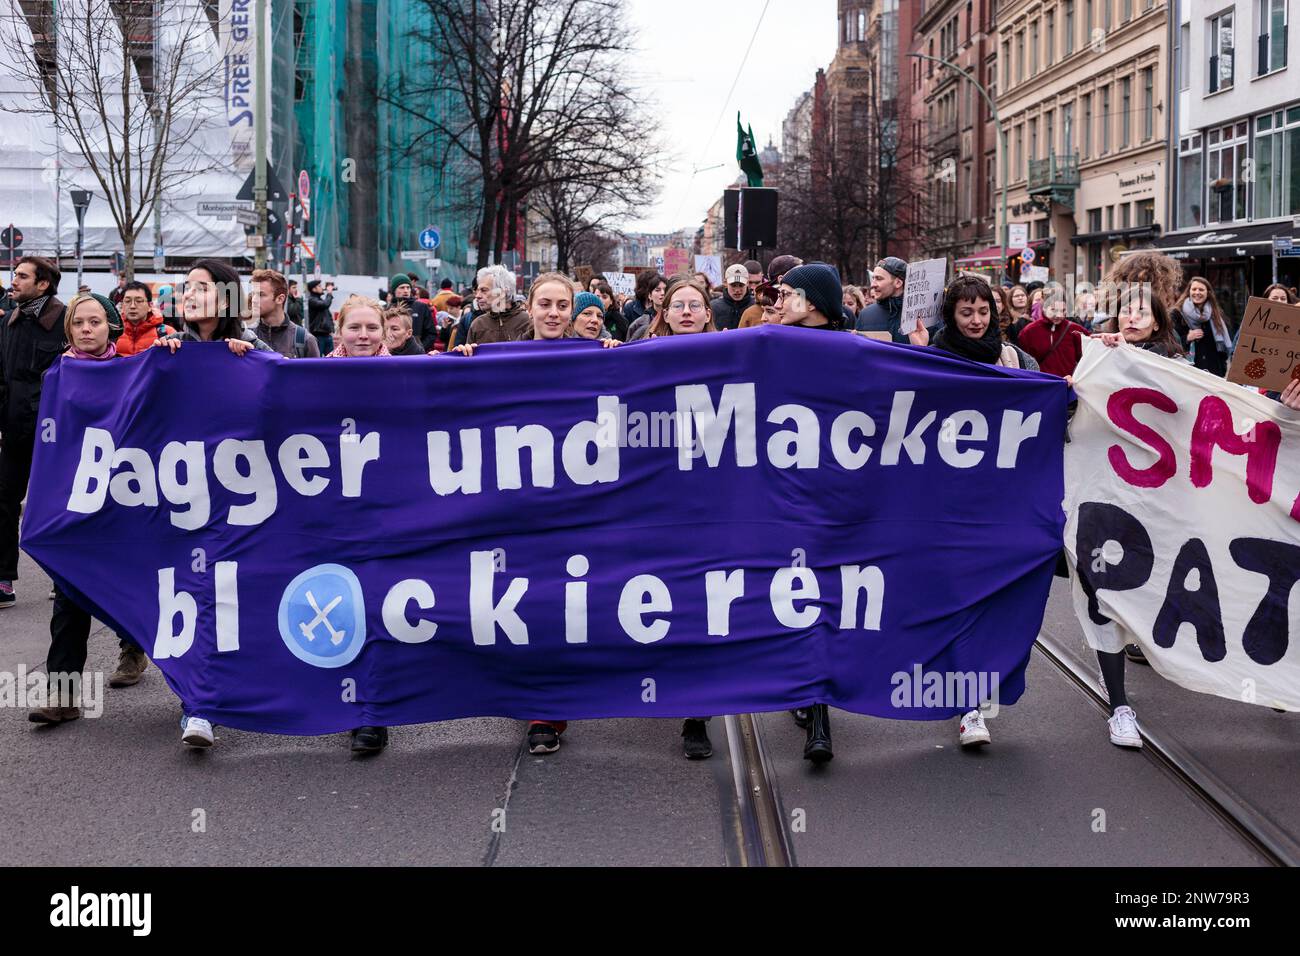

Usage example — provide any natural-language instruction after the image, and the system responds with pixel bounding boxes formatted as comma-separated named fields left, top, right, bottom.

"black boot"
left=681, top=719, right=713, bottom=759
left=351, top=725, right=389, bottom=755
left=803, top=704, right=833, bottom=764
left=791, top=708, right=811, bottom=729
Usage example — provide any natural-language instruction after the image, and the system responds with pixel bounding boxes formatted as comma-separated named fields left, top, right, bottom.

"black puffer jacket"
left=1, top=295, right=67, bottom=440
left=307, top=291, right=334, bottom=335
left=710, top=291, right=753, bottom=331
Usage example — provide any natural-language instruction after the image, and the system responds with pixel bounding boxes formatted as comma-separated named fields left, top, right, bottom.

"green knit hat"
left=390, top=273, right=412, bottom=294
left=89, top=292, right=124, bottom=341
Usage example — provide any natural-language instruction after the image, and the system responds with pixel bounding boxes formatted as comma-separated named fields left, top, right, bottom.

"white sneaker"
left=1107, top=706, right=1142, bottom=749
left=958, top=709, right=991, bottom=747
left=181, top=717, right=214, bottom=748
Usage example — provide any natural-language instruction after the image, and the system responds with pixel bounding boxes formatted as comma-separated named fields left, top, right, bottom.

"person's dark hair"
left=121, top=280, right=152, bottom=302
left=593, top=279, right=616, bottom=302
left=440, top=278, right=453, bottom=290
left=743, top=259, right=762, bottom=275
left=187, top=258, right=246, bottom=340
left=16, top=255, right=60, bottom=295
left=941, top=276, right=999, bottom=328
left=1262, top=282, right=1299, bottom=304
left=1119, top=286, right=1184, bottom=358
left=754, top=282, right=778, bottom=308
left=1022, top=280, right=1045, bottom=297
left=635, top=270, right=666, bottom=307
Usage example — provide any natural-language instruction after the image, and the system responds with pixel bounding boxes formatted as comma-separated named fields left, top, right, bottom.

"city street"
left=4, top=548, right=1292, bottom=867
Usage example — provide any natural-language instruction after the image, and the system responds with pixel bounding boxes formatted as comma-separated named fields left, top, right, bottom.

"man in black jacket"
left=0, top=257, right=66, bottom=608
left=710, top=263, right=754, bottom=330
left=390, top=273, right=438, bottom=351
left=306, top=279, right=335, bottom=353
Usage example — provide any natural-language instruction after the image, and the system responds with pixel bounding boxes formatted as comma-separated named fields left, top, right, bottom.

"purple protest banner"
left=21, top=326, right=1067, bottom=733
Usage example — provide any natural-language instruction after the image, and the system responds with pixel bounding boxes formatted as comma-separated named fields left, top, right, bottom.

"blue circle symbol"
left=278, top=564, right=367, bottom=668
left=419, top=228, right=440, bottom=250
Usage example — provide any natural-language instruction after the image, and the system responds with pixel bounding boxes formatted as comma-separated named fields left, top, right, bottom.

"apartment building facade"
left=996, top=0, right=1168, bottom=286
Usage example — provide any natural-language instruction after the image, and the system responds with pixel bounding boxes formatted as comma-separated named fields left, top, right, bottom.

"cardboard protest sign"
left=1227, top=296, right=1300, bottom=393
left=603, top=272, right=636, bottom=297
left=900, top=258, right=947, bottom=334
left=575, top=265, right=593, bottom=290
left=663, top=248, right=691, bottom=276
left=1021, top=264, right=1050, bottom=284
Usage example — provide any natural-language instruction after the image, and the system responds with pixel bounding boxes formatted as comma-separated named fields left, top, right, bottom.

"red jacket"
left=1017, top=318, right=1086, bottom=377
left=116, top=316, right=175, bottom=356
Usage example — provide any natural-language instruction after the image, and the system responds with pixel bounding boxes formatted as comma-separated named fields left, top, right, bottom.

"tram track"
left=723, top=713, right=795, bottom=866
left=1035, top=634, right=1297, bottom=867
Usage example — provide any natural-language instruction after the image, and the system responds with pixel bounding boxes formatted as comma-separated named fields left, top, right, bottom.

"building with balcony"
left=912, top=0, right=1000, bottom=271
left=995, top=0, right=1168, bottom=287
left=1152, top=0, right=1300, bottom=316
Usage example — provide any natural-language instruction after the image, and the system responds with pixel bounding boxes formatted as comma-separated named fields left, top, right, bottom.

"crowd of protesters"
left=1, top=247, right=1297, bottom=763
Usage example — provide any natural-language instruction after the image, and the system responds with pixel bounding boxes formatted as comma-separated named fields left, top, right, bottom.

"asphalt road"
left=0, top=551, right=1283, bottom=866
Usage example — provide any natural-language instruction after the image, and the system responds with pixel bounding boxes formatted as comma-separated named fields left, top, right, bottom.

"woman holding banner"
left=646, top=277, right=723, bottom=759
left=1091, top=289, right=1187, bottom=747
left=448, top=273, right=618, bottom=756
left=774, top=262, right=850, bottom=763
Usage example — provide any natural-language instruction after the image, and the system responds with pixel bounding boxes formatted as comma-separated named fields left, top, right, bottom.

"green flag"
left=736, top=112, right=763, bottom=187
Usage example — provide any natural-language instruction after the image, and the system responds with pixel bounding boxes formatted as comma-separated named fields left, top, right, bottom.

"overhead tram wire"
left=667, top=0, right=772, bottom=229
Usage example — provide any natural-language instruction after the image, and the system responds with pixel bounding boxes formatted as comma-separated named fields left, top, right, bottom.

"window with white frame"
left=1257, top=0, right=1287, bottom=75
left=1254, top=105, right=1300, bottom=218
left=1207, top=121, right=1249, bottom=222
left=1209, top=9, right=1235, bottom=93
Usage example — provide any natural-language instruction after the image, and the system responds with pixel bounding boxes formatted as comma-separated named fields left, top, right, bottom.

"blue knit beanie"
left=574, top=292, right=604, bottom=316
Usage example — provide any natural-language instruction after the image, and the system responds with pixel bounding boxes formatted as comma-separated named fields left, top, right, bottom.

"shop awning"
left=1147, top=220, right=1297, bottom=256
left=954, top=238, right=1053, bottom=268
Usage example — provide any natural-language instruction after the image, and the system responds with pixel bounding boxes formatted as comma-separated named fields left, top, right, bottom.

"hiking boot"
left=29, top=705, right=81, bottom=725
left=109, top=643, right=149, bottom=687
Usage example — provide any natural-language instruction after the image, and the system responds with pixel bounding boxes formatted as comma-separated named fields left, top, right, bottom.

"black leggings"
left=1097, top=650, right=1127, bottom=711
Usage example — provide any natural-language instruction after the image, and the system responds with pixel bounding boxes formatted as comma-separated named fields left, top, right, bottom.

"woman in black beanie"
left=772, top=261, right=844, bottom=764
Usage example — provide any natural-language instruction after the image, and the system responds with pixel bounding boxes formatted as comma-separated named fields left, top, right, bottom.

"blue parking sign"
left=419, top=228, right=440, bottom=250
left=278, top=564, right=368, bottom=668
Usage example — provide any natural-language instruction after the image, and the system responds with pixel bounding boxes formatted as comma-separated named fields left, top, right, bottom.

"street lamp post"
left=70, top=189, right=92, bottom=290
left=907, top=52, right=1008, bottom=280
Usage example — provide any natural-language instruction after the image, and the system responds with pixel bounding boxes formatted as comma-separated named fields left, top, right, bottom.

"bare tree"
left=569, top=226, right=619, bottom=274
left=389, top=0, right=660, bottom=270
left=0, top=0, right=228, bottom=278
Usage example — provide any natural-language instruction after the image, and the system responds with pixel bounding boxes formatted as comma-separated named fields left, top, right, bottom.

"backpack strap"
left=293, top=323, right=308, bottom=357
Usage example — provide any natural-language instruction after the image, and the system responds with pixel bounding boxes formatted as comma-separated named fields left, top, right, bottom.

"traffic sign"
left=1273, top=236, right=1294, bottom=252
left=300, top=236, right=316, bottom=259
left=298, top=169, right=310, bottom=201
left=1020, top=246, right=1036, bottom=264
left=244, top=208, right=283, bottom=241
left=245, top=235, right=264, bottom=249
left=419, top=227, right=441, bottom=250
left=1, top=225, right=23, bottom=249
left=1008, top=223, right=1029, bottom=248
left=236, top=163, right=287, bottom=203
left=299, top=197, right=310, bottom=221
left=234, top=208, right=260, bottom=227
left=400, top=250, right=425, bottom=260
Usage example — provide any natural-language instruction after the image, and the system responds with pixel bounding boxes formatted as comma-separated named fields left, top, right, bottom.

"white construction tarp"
left=0, top=0, right=267, bottom=260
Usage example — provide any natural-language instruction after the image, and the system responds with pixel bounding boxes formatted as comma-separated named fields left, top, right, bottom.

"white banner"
left=219, top=0, right=267, bottom=174
left=1064, top=340, right=1300, bottom=710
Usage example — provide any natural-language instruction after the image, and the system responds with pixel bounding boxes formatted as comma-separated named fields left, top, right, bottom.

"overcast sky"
left=619, top=0, right=838, bottom=235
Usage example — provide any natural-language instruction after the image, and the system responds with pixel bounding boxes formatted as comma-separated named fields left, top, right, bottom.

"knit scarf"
left=65, top=341, right=117, bottom=361
left=328, top=342, right=391, bottom=357
left=930, top=321, right=1004, bottom=364
left=1179, top=298, right=1232, bottom=352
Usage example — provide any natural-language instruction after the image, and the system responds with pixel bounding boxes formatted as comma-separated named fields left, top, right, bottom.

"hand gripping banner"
left=22, top=326, right=1068, bottom=733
